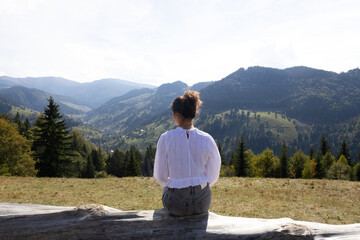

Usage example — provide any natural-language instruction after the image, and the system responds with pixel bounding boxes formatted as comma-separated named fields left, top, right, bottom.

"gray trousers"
left=162, top=183, right=211, bottom=216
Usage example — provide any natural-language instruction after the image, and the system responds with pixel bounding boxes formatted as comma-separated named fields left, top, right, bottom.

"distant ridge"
left=0, top=76, right=155, bottom=108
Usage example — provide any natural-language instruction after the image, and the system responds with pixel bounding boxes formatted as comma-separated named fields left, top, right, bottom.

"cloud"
left=0, top=0, right=359, bottom=85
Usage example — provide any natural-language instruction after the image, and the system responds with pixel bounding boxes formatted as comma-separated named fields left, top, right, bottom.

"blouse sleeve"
left=205, top=136, right=221, bottom=187
left=153, top=133, right=169, bottom=186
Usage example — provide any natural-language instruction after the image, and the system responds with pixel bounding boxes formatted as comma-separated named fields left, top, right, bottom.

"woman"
left=153, top=90, right=221, bottom=216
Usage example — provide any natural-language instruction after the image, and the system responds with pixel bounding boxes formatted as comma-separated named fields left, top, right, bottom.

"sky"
left=0, top=0, right=359, bottom=86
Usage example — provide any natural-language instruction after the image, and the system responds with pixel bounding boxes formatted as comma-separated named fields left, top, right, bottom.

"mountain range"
left=1, top=66, right=360, bottom=161
left=0, top=76, right=154, bottom=108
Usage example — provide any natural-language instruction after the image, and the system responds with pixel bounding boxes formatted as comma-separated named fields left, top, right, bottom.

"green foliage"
left=314, top=153, right=324, bottom=179
left=0, top=118, right=37, bottom=176
left=124, top=145, right=142, bottom=177
left=353, top=162, right=360, bottom=181
left=279, top=142, right=289, bottom=178
left=337, top=140, right=351, bottom=165
left=84, top=156, right=95, bottom=178
left=220, top=164, right=235, bottom=177
left=32, top=97, right=74, bottom=177
left=328, top=155, right=351, bottom=180
left=289, top=150, right=309, bottom=178
left=142, top=145, right=155, bottom=177
left=234, top=136, right=247, bottom=177
left=107, top=149, right=126, bottom=177
left=251, top=148, right=280, bottom=178
left=91, top=148, right=106, bottom=172
left=320, top=134, right=330, bottom=156
left=320, top=152, right=336, bottom=178
left=217, top=142, right=226, bottom=165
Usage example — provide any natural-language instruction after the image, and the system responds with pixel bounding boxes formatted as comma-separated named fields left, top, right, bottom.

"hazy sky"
left=0, top=0, right=359, bottom=86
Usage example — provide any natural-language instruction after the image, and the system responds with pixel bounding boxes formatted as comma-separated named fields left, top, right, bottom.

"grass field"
left=0, top=176, right=359, bottom=225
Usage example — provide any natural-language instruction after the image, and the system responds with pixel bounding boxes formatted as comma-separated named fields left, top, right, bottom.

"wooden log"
left=0, top=203, right=359, bottom=239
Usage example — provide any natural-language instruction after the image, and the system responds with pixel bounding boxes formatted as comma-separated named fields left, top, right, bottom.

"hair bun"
left=172, top=90, right=203, bottom=119
left=184, top=90, right=203, bottom=108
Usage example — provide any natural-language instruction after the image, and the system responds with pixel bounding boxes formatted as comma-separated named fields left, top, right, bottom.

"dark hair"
left=172, top=90, right=203, bottom=119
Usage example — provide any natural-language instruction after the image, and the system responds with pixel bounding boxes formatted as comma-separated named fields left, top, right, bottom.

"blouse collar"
left=177, top=126, right=196, bottom=131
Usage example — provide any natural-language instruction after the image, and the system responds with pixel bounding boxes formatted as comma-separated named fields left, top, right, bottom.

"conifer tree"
left=32, top=97, right=74, bottom=177
left=125, top=145, right=141, bottom=176
left=142, top=145, right=155, bottom=176
left=23, top=118, right=32, bottom=140
left=84, top=155, right=95, bottom=178
left=314, top=153, right=323, bottom=178
left=309, top=147, right=314, bottom=160
left=107, top=149, right=125, bottom=177
left=234, top=136, right=246, bottom=177
left=14, top=112, right=25, bottom=135
left=337, top=140, right=351, bottom=166
left=320, top=134, right=330, bottom=156
left=91, top=149, right=105, bottom=172
left=279, top=142, right=289, bottom=178
left=217, top=142, right=226, bottom=165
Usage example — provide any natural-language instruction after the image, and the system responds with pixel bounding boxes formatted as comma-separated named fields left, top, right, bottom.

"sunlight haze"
left=0, top=0, right=359, bottom=86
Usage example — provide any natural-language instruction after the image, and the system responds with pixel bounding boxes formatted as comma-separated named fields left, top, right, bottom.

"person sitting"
left=154, top=90, right=221, bottom=216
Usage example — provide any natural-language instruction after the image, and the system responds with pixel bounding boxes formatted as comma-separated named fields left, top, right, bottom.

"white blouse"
left=154, top=127, right=221, bottom=188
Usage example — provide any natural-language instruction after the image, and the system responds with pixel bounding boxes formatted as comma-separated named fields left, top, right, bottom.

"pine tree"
left=125, top=145, right=141, bottom=176
left=320, top=134, right=330, bottom=156
left=234, top=136, right=246, bottom=177
left=309, top=146, right=314, bottom=160
left=279, top=142, right=289, bottom=178
left=32, top=97, right=74, bottom=177
left=142, top=145, right=155, bottom=176
left=23, top=118, right=32, bottom=140
left=356, top=163, right=360, bottom=181
left=107, top=149, right=125, bottom=177
left=92, top=149, right=105, bottom=172
left=314, top=153, right=323, bottom=178
left=217, top=142, right=226, bottom=165
left=14, top=112, right=25, bottom=135
left=337, top=140, right=352, bottom=166
left=84, top=155, right=95, bottom=178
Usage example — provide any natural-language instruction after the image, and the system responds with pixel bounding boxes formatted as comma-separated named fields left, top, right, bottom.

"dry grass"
left=0, top=176, right=359, bottom=224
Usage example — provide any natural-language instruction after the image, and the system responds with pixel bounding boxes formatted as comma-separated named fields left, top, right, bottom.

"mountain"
left=0, top=76, right=155, bottom=108
left=83, top=66, right=360, bottom=160
left=0, top=76, right=81, bottom=96
left=2, top=66, right=360, bottom=160
left=200, top=66, right=360, bottom=124
left=0, top=95, right=12, bottom=113
left=0, top=86, right=91, bottom=115
left=85, top=81, right=188, bottom=132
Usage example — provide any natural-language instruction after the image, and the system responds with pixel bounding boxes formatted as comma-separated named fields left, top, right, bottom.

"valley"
left=1, top=66, right=360, bottom=162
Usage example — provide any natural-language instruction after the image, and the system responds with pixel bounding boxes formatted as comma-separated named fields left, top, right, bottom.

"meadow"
left=0, top=176, right=359, bottom=225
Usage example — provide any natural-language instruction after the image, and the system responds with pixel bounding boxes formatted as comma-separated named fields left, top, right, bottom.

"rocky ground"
left=0, top=203, right=359, bottom=239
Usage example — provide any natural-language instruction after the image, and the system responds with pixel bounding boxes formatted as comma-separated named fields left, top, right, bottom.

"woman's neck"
left=178, top=119, right=194, bottom=130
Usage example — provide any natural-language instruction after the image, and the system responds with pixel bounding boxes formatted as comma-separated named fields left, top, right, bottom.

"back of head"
left=172, top=90, right=203, bottom=119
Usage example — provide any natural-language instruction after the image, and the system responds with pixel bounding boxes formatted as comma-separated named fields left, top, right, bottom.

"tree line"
left=221, top=135, right=360, bottom=181
left=0, top=97, right=155, bottom=178
left=1, top=96, right=359, bottom=181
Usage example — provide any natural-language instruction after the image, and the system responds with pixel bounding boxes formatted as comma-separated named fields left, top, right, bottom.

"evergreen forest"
left=1, top=97, right=359, bottom=181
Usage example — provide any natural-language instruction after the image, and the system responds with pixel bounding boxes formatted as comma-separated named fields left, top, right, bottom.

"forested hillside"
left=83, top=66, right=360, bottom=161
left=1, top=66, right=360, bottom=163
left=1, top=67, right=360, bottom=181
left=200, top=66, right=360, bottom=123
left=0, top=86, right=91, bottom=115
